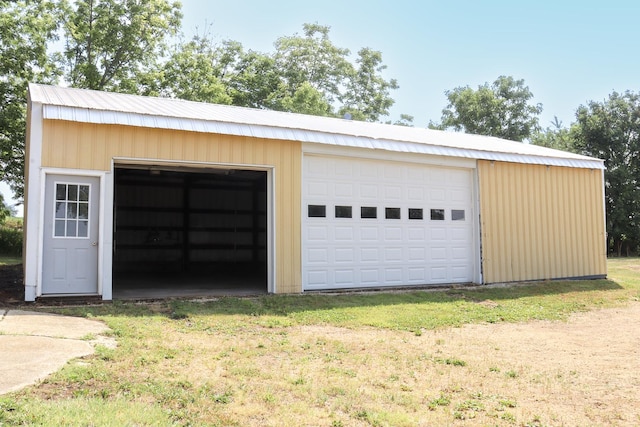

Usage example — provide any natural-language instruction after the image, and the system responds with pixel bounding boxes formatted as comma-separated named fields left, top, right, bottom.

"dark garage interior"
left=112, top=166, right=268, bottom=298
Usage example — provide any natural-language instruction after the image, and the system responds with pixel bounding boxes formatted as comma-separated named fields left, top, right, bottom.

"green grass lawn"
left=0, top=255, right=21, bottom=265
left=2, top=257, right=639, bottom=426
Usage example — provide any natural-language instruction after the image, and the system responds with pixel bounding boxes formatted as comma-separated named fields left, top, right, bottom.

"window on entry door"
left=54, top=183, right=90, bottom=238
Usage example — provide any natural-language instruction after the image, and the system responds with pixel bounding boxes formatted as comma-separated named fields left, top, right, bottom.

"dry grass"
left=2, top=258, right=640, bottom=426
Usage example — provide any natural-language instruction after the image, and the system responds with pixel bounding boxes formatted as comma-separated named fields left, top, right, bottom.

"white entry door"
left=42, top=175, right=100, bottom=295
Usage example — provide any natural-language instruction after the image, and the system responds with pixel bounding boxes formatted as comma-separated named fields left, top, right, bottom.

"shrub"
left=0, top=218, right=23, bottom=256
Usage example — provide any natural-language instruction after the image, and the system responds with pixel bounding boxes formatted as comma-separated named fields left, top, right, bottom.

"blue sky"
left=6, top=0, right=638, bottom=214
left=179, top=0, right=640, bottom=129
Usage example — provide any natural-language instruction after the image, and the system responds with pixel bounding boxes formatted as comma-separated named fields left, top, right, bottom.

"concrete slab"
left=0, top=336, right=95, bottom=394
left=0, top=310, right=109, bottom=338
left=0, top=309, right=115, bottom=395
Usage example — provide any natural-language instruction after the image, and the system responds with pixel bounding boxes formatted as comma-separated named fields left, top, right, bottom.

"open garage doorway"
left=112, top=165, right=268, bottom=299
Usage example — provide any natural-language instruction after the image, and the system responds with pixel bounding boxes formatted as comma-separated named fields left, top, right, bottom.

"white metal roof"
left=28, top=83, right=604, bottom=169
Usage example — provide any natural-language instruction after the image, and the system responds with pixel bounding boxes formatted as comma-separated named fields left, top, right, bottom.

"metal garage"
left=24, top=84, right=607, bottom=301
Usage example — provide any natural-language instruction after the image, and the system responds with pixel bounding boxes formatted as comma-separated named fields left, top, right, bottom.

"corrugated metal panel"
left=477, top=160, right=606, bottom=283
left=41, top=120, right=303, bottom=293
left=30, top=84, right=605, bottom=170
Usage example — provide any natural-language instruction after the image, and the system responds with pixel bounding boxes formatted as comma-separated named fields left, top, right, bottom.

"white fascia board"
left=302, top=142, right=477, bottom=170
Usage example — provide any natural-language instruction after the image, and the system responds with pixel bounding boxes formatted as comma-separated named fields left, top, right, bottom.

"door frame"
left=35, top=168, right=107, bottom=298
left=112, top=157, right=277, bottom=294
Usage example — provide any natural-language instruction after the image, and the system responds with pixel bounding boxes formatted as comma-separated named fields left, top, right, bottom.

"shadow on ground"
left=0, top=263, right=625, bottom=318
left=0, top=264, right=23, bottom=306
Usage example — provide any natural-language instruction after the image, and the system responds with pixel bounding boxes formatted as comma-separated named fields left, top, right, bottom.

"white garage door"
left=302, top=155, right=476, bottom=290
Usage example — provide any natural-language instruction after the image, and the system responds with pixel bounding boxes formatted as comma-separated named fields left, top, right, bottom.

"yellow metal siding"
left=478, top=160, right=606, bottom=283
left=41, top=120, right=302, bottom=293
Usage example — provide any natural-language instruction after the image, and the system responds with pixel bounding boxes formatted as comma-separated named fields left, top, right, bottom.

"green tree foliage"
left=160, top=34, right=232, bottom=104
left=271, top=24, right=397, bottom=121
left=272, top=23, right=352, bottom=109
left=339, top=48, right=399, bottom=122
left=63, top=0, right=182, bottom=92
left=386, top=114, right=414, bottom=127
left=0, top=0, right=63, bottom=199
left=2, top=11, right=401, bottom=199
left=433, top=76, right=542, bottom=142
left=530, top=116, right=575, bottom=152
left=162, top=23, right=399, bottom=121
left=571, top=91, right=640, bottom=256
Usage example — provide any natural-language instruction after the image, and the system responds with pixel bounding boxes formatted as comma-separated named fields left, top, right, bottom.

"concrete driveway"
left=0, top=309, right=115, bottom=395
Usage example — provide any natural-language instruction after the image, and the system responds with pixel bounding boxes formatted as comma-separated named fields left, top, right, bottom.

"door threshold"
left=40, top=293, right=101, bottom=298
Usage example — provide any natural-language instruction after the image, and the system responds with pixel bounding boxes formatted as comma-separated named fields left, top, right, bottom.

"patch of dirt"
left=0, top=264, right=106, bottom=307
left=275, top=303, right=640, bottom=425
left=424, top=302, right=640, bottom=425
left=0, top=264, right=24, bottom=306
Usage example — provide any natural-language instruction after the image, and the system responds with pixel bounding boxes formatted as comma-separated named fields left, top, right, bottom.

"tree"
left=62, top=0, right=182, bottom=93
left=530, top=116, right=575, bottom=152
left=272, top=23, right=351, bottom=111
left=339, top=48, right=399, bottom=122
left=271, top=23, right=398, bottom=120
left=571, top=91, right=640, bottom=256
left=386, top=114, right=414, bottom=127
left=433, top=76, right=542, bottom=142
left=158, top=23, right=400, bottom=122
left=225, top=48, right=282, bottom=110
left=160, top=35, right=232, bottom=104
left=0, top=0, right=63, bottom=199
left=279, top=81, right=333, bottom=117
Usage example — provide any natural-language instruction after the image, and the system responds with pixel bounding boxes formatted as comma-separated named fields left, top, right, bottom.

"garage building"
left=23, top=84, right=607, bottom=301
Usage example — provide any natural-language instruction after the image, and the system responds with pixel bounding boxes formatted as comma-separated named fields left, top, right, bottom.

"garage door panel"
left=360, top=226, right=379, bottom=241
left=335, top=269, right=355, bottom=285
left=451, top=227, right=469, bottom=241
left=452, top=265, right=471, bottom=281
left=384, top=185, right=403, bottom=199
left=360, top=247, right=380, bottom=263
left=335, top=183, right=354, bottom=198
left=451, top=189, right=468, bottom=202
left=408, top=187, right=425, bottom=201
left=430, top=189, right=446, bottom=201
left=307, top=182, right=328, bottom=198
left=384, top=247, right=403, bottom=262
left=334, top=226, right=354, bottom=240
left=408, top=267, right=426, bottom=282
left=431, top=247, right=447, bottom=260
left=307, top=270, right=329, bottom=287
left=408, top=247, right=425, bottom=261
left=335, top=164, right=354, bottom=178
left=360, top=184, right=378, bottom=199
left=303, top=155, right=475, bottom=290
left=307, top=225, right=328, bottom=241
left=451, top=246, right=469, bottom=261
left=308, top=248, right=328, bottom=264
left=361, top=268, right=381, bottom=284
left=384, top=268, right=403, bottom=283
left=335, top=247, right=354, bottom=263
left=384, top=227, right=403, bottom=241
left=431, top=267, right=448, bottom=281
left=307, top=156, right=329, bottom=175
left=408, top=227, right=425, bottom=240
left=430, top=227, right=447, bottom=241
left=448, top=169, right=470, bottom=184
left=360, top=163, right=379, bottom=178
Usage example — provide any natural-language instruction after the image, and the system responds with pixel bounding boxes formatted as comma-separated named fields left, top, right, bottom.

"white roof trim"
left=29, top=84, right=605, bottom=170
